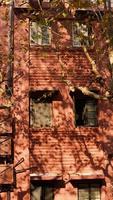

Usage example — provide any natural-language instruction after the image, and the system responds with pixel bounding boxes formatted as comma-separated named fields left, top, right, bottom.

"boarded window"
left=72, top=22, right=91, bottom=47
left=78, top=183, right=101, bottom=200
left=30, top=91, right=58, bottom=128
left=70, top=90, right=98, bottom=127
left=30, top=21, right=51, bottom=45
left=30, top=101, right=52, bottom=128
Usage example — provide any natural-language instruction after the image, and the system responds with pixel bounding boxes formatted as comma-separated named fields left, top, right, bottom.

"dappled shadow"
left=0, top=2, right=113, bottom=199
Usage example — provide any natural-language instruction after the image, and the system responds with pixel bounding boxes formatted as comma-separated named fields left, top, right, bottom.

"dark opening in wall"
left=70, top=89, right=98, bottom=127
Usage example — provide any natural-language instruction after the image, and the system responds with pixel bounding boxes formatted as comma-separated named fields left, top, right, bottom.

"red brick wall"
left=1, top=3, right=113, bottom=200
left=29, top=18, right=113, bottom=200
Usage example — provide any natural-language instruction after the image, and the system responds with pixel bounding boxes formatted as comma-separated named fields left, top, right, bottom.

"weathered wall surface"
left=1, top=2, right=113, bottom=200
left=0, top=5, right=30, bottom=200
left=29, top=18, right=113, bottom=200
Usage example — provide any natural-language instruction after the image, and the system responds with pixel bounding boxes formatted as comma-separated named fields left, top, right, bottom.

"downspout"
left=7, top=0, right=14, bottom=96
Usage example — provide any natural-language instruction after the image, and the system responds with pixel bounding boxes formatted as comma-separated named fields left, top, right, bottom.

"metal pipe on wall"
left=7, top=0, right=14, bottom=96
left=7, top=191, right=11, bottom=200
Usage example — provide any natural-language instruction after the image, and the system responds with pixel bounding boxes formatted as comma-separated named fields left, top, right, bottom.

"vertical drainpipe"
left=7, top=0, right=14, bottom=96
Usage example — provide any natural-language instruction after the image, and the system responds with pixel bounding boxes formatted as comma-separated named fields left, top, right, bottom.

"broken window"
left=70, top=90, right=98, bottom=127
left=30, top=91, right=58, bottom=128
left=30, top=21, right=51, bottom=45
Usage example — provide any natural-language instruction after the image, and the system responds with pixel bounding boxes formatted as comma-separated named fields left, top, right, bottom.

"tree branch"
left=83, top=45, right=101, bottom=79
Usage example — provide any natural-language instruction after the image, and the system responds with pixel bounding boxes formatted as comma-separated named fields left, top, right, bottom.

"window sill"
left=30, top=44, right=51, bottom=47
left=29, top=45, right=94, bottom=52
left=30, top=127, right=53, bottom=131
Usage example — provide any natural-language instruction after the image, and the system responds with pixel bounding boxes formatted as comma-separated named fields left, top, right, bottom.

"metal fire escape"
left=0, top=1, right=14, bottom=198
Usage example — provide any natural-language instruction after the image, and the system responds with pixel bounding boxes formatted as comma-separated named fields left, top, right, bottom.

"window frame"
left=78, top=182, right=101, bottom=200
left=72, top=21, right=92, bottom=47
left=70, top=91, right=98, bottom=127
left=0, top=134, right=13, bottom=164
left=106, top=0, right=113, bottom=8
left=30, top=180, right=64, bottom=200
left=29, top=90, right=59, bottom=128
left=30, top=21, right=52, bottom=46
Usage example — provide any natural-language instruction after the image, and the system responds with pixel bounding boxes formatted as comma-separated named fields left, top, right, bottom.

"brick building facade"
left=0, top=0, right=113, bottom=199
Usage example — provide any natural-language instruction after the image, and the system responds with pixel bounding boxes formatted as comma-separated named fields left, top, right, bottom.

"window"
left=30, top=21, right=51, bottom=45
left=0, top=135, right=13, bottom=164
left=70, top=90, right=98, bottom=127
left=30, top=180, right=64, bottom=200
left=30, top=91, right=58, bottom=128
left=31, top=183, right=54, bottom=200
left=78, top=183, right=101, bottom=200
left=43, top=0, right=50, bottom=2
left=72, top=22, right=91, bottom=47
left=106, top=0, right=113, bottom=8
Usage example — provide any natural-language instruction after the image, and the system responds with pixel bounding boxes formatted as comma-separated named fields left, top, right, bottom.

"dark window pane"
left=31, top=185, right=54, bottom=200
left=83, top=99, right=97, bottom=127
left=70, top=91, right=98, bottom=127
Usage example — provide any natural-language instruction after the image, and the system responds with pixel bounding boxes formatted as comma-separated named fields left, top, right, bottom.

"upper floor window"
left=106, top=0, right=113, bottom=8
left=30, top=21, right=51, bottom=45
left=70, top=90, right=98, bottom=127
left=72, top=22, right=91, bottom=47
left=78, top=183, right=101, bottom=200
